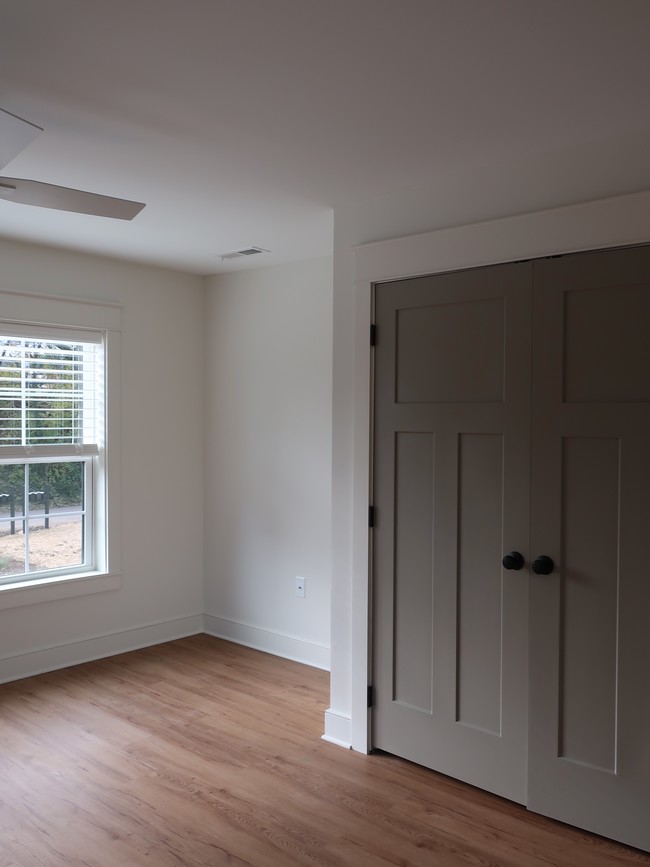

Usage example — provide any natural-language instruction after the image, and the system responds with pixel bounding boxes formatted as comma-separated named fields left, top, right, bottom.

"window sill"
left=0, top=570, right=121, bottom=609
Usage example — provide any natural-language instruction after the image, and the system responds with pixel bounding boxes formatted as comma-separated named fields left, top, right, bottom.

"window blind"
left=0, top=329, right=103, bottom=460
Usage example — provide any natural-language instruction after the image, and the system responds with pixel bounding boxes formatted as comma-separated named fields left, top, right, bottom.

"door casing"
left=345, top=193, right=650, bottom=758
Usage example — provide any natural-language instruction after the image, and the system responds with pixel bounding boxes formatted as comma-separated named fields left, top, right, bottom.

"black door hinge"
left=367, top=684, right=374, bottom=708
left=368, top=506, right=375, bottom=528
left=370, top=324, right=377, bottom=346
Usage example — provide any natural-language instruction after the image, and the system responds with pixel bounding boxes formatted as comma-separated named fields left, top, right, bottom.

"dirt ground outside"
left=0, top=521, right=82, bottom=577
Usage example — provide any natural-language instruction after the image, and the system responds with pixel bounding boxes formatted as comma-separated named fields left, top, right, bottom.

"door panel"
left=395, top=297, right=505, bottom=403
left=563, top=282, right=650, bottom=402
left=393, top=431, right=434, bottom=713
left=528, top=248, right=650, bottom=852
left=372, top=262, right=532, bottom=804
left=559, top=436, right=619, bottom=772
left=457, top=432, right=504, bottom=735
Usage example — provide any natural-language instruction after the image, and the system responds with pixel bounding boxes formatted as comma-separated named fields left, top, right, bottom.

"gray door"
left=372, top=247, right=650, bottom=851
left=372, top=261, right=532, bottom=804
left=528, top=248, right=650, bottom=852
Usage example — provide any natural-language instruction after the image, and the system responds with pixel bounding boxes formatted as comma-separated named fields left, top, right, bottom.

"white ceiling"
left=2, top=0, right=650, bottom=275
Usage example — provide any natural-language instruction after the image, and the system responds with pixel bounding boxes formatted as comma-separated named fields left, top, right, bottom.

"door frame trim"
left=348, top=189, right=650, bottom=753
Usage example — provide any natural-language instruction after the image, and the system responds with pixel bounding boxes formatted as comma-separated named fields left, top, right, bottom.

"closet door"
left=372, top=262, right=532, bottom=803
left=528, top=247, right=650, bottom=852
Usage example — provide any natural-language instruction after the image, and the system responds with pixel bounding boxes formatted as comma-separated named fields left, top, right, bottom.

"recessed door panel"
left=393, top=432, right=434, bottom=713
left=457, top=433, right=504, bottom=735
left=564, top=284, right=650, bottom=402
left=396, top=298, right=505, bottom=403
left=560, top=436, right=620, bottom=771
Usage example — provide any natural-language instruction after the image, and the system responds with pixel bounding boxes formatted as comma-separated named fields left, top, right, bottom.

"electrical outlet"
left=295, top=576, right=306, bottom=598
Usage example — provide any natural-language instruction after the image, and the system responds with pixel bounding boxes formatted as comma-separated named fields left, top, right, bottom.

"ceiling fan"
left=0, top=107, right=145, bottom=220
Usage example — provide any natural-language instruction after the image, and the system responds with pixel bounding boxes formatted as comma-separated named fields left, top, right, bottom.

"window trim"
left=0, top=291, right=121, bottom=609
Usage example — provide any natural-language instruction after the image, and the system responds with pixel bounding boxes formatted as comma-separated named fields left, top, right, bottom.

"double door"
left=372, top=246, right=650, bottom=851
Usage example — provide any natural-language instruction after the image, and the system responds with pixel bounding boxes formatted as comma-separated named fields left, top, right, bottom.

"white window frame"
left=0, top=291, right=121, bottom=609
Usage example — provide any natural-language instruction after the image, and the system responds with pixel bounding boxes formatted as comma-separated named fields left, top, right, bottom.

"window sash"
left=0, top=330, right=103, bottom=452
left=0, top=456, right=94, bottom=586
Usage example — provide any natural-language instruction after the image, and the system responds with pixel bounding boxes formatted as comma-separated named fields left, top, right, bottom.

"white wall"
left=0, top=239, right=205, bottom=681
left=203, top=258, right=332, bottom=670
left=328, top=188, right=650, bottom=749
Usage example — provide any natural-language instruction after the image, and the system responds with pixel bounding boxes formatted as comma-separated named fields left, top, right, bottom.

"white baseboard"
left=322, top=708, right=352, bottom=749
left=203, top=614, right=330, bottom=671
left=0, top=614, right=203, bottom=684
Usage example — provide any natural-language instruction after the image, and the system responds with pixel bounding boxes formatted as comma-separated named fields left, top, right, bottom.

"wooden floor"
left=0, top=636, right=648, bottom=867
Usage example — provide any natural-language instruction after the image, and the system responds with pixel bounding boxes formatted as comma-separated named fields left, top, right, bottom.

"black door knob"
left=532, top=555, right=554, bottom=575
left=502, top=551, right=524, bottom=571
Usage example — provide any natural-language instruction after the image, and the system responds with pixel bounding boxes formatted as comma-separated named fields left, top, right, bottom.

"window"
left=0, top=326, right=104, bottom=586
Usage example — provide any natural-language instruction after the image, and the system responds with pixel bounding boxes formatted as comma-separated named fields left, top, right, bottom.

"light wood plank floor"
left=0, top=635, right=648, bottom=866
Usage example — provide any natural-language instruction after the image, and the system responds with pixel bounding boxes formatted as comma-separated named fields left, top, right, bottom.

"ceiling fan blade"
left=0, top=176, right=145, bottom=220
left=0, top=108, right=43, bottom=171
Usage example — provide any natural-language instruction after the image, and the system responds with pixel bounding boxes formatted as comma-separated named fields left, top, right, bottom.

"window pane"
left=27, top=516, right=83, bottom=573
left=28, top=461, right=84, bottom=514
left=0, top=341, right=21, bottom=446
left=27, top=462, right=85, bottom=571
left=0, top=463, right=26, bottom=576
left=0, top=462, right=25, bottom=524
left=0, top=522, right=25, bottom=578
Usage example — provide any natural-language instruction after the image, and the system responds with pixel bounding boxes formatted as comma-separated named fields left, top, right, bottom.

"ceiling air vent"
left=218, top=246, right=269, bottom=261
